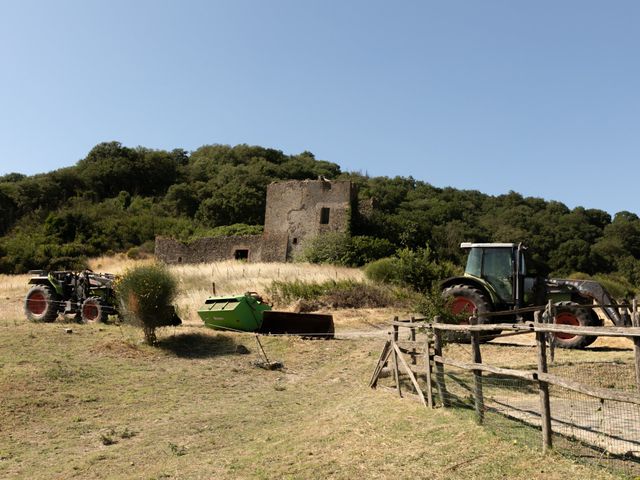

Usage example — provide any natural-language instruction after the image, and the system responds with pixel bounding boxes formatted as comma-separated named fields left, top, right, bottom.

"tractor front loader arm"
left=547, top=279, right=631, bottom=326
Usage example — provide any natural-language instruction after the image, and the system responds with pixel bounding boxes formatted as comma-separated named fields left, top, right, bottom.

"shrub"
left=395, top=247, right=459, bottom=292
left=297, top=233, right=352, bottom=265
left=364, top=257, right=401, bottom=285
left=126, top=247, right=142, bottom=259
left=416, top=286, right=462, bottom=324
left=298, top=233, right=395, bottom=267
left=267, top=279, right=405, bottom=310
left=115, top=264, right=179, bottom=345
left=568, top=271, right=636, bottom=299
left=612, top=256, right=640, bottom=292
left=414, top=287, right=473, bottom=344
left=47, top=256, right=89, bottom=271
left=364, top=246, right=460, bottom=293
left=126, top=240, right=158, bottom=259
left=347, top=236, right=396, bottom=265
left=267, top=279, right=327, bottom=304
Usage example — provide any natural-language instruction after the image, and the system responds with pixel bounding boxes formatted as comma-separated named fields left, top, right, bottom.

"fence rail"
left=370, top=300, right=640, bottom=464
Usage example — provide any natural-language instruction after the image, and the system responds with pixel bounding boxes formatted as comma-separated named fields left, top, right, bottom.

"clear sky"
left=1, top=1, right=638, bottom=215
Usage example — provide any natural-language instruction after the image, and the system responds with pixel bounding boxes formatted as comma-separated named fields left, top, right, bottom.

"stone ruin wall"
left=155, top=233, right=288, bottom=264
left=155, top=179, right=358, bottom=264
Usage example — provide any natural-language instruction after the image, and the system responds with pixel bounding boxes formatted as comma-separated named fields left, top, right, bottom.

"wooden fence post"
left=470, top=314, right=484, bottom=424
left=410, top=316, right=417, bottom=365
left=547, top=300, right=555, bottom=363
left=369, top=340, right=392, bottom=388
left=535, top=310, right=553, bottom=452
left=393, top=318, right=399, bottom=343
left=632, top=299, right=640, bottom=394
left=432, top=316, right=449, bottom=407
left=391, top=317, right=401, bottom=398
left=424, top=329, right=434, bottom=408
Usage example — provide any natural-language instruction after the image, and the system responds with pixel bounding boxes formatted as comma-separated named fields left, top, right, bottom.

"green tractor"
left=24, top=270, right=118, bottom=323
left=441, top=243, right=631, bottom=349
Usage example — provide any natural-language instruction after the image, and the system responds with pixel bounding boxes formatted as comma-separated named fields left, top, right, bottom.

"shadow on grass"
left=486, top=341, right=536, bottom=348
left=585, top=346, right=631, bottom=352
left=157, top=332, right=248, bottom=358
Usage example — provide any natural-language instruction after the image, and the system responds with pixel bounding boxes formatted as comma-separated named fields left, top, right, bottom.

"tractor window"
left=465, top=248, right=482, bottom=277
left=519, top=252, right=527, bottom=275
left=482, top=248, right=514, bottom=302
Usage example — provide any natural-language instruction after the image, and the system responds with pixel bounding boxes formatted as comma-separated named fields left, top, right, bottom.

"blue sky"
left=1, top=1, right=638, bottom=215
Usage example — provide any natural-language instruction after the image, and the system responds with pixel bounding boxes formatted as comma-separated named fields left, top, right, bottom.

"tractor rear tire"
left=442, top=284, right=498, bottom=342
left=24, top=285, right=59, bottom=323
left=81, top=297, right=108, bottom=323
left=549, top=301, right=598, bottom=349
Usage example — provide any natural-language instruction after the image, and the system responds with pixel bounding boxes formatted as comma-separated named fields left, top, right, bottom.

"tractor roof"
left=460, top=242, right=518, bottom=249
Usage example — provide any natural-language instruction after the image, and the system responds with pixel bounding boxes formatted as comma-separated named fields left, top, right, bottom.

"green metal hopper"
left=197, top=292, right=334, bottom=338
left=197, top=293, right=271, bottom=332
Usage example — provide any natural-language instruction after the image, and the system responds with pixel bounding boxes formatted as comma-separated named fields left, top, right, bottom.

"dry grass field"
left=0, top=258, right=626, bottom=479
left=86, top=255, right=368, bottom=325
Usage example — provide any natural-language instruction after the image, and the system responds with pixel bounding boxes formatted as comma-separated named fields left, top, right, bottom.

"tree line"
left=1, top=141, right=639, bottom=291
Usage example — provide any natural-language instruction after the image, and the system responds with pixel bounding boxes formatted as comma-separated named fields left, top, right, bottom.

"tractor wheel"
left=24, top=285, right=59, bottom=323
left=442, top=284, right=498, bottom=342
left=549, top=301, right=598, bottom=349
left=81, top=297, right=108, bottom=323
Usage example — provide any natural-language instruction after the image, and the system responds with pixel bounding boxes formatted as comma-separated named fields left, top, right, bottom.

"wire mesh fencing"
left=370, top=317, right=640, bottom=478
left=546, top=343, right=640, bottom=476
left=444, top=341, right=640, bottom=476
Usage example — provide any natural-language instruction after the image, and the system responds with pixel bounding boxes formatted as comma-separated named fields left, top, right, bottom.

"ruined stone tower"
left=264, top=179, right=357, bottom=259
left=155, top=178, right=358, bottom=264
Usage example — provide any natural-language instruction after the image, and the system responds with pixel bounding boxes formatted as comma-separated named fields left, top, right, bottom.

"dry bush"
left=115, top=263, right=179, bottom=345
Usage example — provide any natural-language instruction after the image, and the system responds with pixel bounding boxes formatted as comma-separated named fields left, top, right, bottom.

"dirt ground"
left=0, top=318, right=624, bottom=480
left=2, top=264, right=636, bottom=479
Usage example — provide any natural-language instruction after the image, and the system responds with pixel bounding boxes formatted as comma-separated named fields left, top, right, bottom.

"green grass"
left=0, top=321, right=622, bottom=480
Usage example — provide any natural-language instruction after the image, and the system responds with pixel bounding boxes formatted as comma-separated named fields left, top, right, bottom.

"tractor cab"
left=460, top=242, right=530, bottom=309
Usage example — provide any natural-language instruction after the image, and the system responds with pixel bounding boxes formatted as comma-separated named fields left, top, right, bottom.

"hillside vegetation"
left=1, top=142, right=640, bottom=289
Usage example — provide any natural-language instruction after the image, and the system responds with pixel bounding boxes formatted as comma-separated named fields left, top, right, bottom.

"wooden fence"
left=370, top=300, right=640, bottom=454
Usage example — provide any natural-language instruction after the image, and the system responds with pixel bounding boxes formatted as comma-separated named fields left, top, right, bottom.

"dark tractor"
left=442, top=243, right=631, bottom=349
left=24, top=270, right=118, bottom=323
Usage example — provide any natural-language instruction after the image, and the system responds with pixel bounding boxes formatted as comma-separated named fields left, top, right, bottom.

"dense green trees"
left=76, top=142, right=188, bottom=198
left=0, top=141, right=639, bottom=289
left=0, top=142, right=342, bottom=272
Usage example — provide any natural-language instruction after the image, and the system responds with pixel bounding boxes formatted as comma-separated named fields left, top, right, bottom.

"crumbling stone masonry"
left=155, top=179, right=358, bottom=264
left=154, top=233, right=288, bottom=264
left=264, top=179, right=357, bottom=258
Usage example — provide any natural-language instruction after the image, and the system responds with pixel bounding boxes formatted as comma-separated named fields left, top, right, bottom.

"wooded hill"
left=1, top=142, right=639, bottom=289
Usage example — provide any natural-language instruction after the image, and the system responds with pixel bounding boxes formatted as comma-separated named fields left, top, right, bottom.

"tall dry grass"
left=88, top=254, right=154, bottom=273
left=168, top=261, right=364, bottom=324
left=1, top=256, right=368, bottom=326
left=0, top=273, right=31, bottom=322
left=89, top=256, right=366, bottom=325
